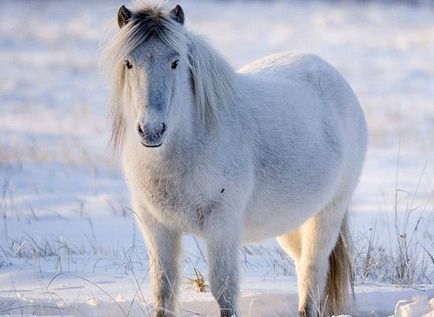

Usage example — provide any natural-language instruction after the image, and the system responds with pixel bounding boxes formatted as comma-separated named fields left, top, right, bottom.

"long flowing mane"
left=102, top=1, right=239, bottom=149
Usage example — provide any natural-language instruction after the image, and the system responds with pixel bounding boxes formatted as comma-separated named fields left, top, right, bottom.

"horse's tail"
left=326, top=213, right=354, bottom=315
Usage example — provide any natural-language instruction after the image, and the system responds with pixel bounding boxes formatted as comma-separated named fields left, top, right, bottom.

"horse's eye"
left=171, top=60, right=179, bottom=70
left=124, top=60, right=133, bottom=69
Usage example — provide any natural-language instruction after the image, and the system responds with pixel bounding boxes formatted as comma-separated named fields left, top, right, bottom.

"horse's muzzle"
left=137, top=122, right=166, bottom=148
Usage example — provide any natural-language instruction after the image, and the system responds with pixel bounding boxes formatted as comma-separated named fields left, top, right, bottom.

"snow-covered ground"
left=0, top=0, right=433, bottom=316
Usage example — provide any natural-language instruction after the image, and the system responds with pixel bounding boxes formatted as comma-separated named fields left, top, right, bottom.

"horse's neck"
left=166, top=120, right=216, bottom=164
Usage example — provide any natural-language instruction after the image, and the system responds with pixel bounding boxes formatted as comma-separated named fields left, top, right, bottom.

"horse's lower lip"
left=141, top=141, right=163, bottom=148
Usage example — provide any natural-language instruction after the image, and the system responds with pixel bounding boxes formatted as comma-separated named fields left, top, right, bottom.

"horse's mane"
left=102, top=1, right=238, bottom=149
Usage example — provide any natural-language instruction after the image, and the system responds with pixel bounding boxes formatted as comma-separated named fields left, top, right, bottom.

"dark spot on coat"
left=220, top=188, right=225, bottom=193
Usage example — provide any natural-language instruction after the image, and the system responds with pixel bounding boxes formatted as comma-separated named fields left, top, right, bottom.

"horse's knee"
left=298, top=261, right=329, bottom=293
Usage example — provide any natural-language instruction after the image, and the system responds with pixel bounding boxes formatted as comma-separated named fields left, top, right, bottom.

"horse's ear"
left=117, top=5, right=132, bottom=28
left=170, top=5, right=184, bottom=25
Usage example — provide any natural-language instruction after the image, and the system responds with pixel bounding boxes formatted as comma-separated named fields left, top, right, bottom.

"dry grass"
left=188, top=268, right=209, bottom=293
left=353, top=151, right=434, bottom=286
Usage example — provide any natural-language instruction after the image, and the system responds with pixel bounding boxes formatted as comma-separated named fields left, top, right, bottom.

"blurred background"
left=1, top=0, right=434, bottom=163
left=0, top=0, right=433, bottom=315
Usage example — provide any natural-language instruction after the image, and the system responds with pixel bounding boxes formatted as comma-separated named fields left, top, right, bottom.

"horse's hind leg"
left=296, top=197, right=349, bottom=317
left=277, top=228, right=302, bottom=265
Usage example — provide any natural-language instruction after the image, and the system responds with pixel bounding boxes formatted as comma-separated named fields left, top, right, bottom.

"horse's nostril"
left=137, top=122, right=166, bottom=146
left=137, top=123, right=145, bottom=136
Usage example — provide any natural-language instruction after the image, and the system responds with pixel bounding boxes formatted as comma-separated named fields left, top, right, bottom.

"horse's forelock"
left=104, top=3, right=187, bottom=70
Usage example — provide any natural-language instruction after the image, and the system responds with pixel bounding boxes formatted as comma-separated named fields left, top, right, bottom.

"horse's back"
left=239, top=52, right=360, bottom=113
left=239, top=51, right=367, bottom=164
left=238, top=51, right=321, bottom=79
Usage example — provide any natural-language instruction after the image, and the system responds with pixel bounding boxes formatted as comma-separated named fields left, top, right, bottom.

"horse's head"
left=104, top=3, right=237, bottom=150
left=114, top=4, right=191, bottom=148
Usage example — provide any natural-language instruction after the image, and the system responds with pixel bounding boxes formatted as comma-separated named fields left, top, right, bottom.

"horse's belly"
left=242, top=168, right=339, bottom=242
left=242, top=200, right=312, bottom=242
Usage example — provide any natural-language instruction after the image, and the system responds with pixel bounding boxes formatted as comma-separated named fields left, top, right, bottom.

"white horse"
left=103, top=2, right=367, bottom=316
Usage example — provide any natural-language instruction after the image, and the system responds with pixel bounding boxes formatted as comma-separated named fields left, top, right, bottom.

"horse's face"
left=117, top=4, right=189, bottom=149
left=124, top=39, right=189, bottom=148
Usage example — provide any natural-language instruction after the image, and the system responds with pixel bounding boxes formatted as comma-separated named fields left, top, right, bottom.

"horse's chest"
left=132, top=169, right=217, bottom=230
left=142, top=175, right=190, bottom=210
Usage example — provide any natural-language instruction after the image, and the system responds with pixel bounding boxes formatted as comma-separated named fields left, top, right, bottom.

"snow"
left=393, top=296, right=434, bottom=317
left=0, top=0, right=433, bottom=316
left=1, top=270, right=433, bottom=317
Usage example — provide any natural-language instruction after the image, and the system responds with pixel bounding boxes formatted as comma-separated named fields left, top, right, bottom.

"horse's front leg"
left=135, top=209, right=181, bottom=317
left=205, top=210, right=242, bottom=317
